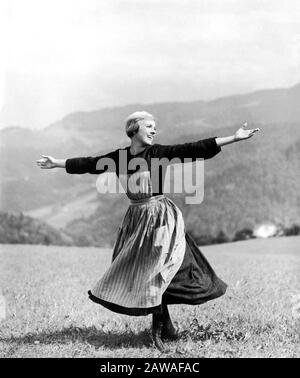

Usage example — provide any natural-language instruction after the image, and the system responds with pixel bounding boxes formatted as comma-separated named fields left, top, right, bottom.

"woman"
left=36, top=111, right=259, bottom=352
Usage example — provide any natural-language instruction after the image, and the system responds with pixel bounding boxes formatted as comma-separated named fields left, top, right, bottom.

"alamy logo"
left=94, top=150, right=205, bottom=205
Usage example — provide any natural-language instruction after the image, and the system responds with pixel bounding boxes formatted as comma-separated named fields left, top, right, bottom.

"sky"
left=1, top=0, right=300, bottom=129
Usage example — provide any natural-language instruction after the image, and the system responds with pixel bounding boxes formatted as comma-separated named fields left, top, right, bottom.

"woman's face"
left=134, top=119, right=157, bottom=145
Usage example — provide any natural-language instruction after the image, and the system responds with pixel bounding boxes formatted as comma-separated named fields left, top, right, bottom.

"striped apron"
left=89, top=195, right=187, bottom=309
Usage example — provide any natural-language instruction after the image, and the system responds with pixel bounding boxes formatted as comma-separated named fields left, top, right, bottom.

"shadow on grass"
left=1, top=319, right=256, bottom=351
left=0, top=325, right=153, bottom=350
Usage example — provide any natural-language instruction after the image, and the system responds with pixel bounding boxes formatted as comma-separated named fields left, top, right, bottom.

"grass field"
left=0, top=236, right=299, bottom=358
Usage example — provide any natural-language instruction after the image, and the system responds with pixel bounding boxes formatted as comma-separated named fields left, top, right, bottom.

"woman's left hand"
left=234, top=122, right=260, bottom=141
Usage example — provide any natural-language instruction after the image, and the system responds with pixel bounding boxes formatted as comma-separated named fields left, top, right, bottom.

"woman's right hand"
left=36, top=155, right=57, bottom=169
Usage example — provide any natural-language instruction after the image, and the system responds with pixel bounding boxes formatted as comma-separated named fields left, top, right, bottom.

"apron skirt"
left=88, top=195, right=227, bottom=316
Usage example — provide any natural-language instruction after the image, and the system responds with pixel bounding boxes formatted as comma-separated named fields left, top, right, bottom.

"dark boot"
left=152, top=312, right=168, bottom=352
left=161, top=304, right=180, bottom=341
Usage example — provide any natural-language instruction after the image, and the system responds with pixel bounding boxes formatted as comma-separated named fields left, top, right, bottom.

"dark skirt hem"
left=88, top=290, right=163, bottom=316
left=88, top=282, right=227, bottom=316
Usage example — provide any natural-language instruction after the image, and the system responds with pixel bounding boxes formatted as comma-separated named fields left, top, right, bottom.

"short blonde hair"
left=125, top=111, right=155, bottom=138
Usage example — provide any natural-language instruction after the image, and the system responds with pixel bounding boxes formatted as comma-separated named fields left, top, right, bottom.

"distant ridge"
left=1, top=82, right=300, bottom=245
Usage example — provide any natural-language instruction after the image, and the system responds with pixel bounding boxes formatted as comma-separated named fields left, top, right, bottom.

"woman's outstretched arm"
left=36, top=149, right=119, bottom=174
left=216, top=122, right=260, bottom=147
left=36, top=155, right=65, bottom=169
left=151, top=122, right=259, bottom=161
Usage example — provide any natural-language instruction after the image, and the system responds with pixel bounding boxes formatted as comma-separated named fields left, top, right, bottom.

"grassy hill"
left=0, top=236, right=299, bottom=357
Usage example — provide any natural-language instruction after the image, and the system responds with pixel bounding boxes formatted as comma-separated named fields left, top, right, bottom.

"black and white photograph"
left=0, top=0, right=299, bottom=360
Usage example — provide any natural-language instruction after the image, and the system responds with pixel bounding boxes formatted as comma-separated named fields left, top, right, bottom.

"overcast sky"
left=1, top=0, right=300, bottom=129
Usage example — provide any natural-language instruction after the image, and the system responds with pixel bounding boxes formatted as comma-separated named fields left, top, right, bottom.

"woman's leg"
left=152, top=308, right=169, bottom=352
left=161, top=302, right=180, bottom=340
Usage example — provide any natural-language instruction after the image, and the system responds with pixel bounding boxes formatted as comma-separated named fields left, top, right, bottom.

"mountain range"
left=1, top=83, right=299, bottom=246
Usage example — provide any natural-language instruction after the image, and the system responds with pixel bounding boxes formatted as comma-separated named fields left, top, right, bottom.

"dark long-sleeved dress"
left=65, top=137, right=227, bottom=316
